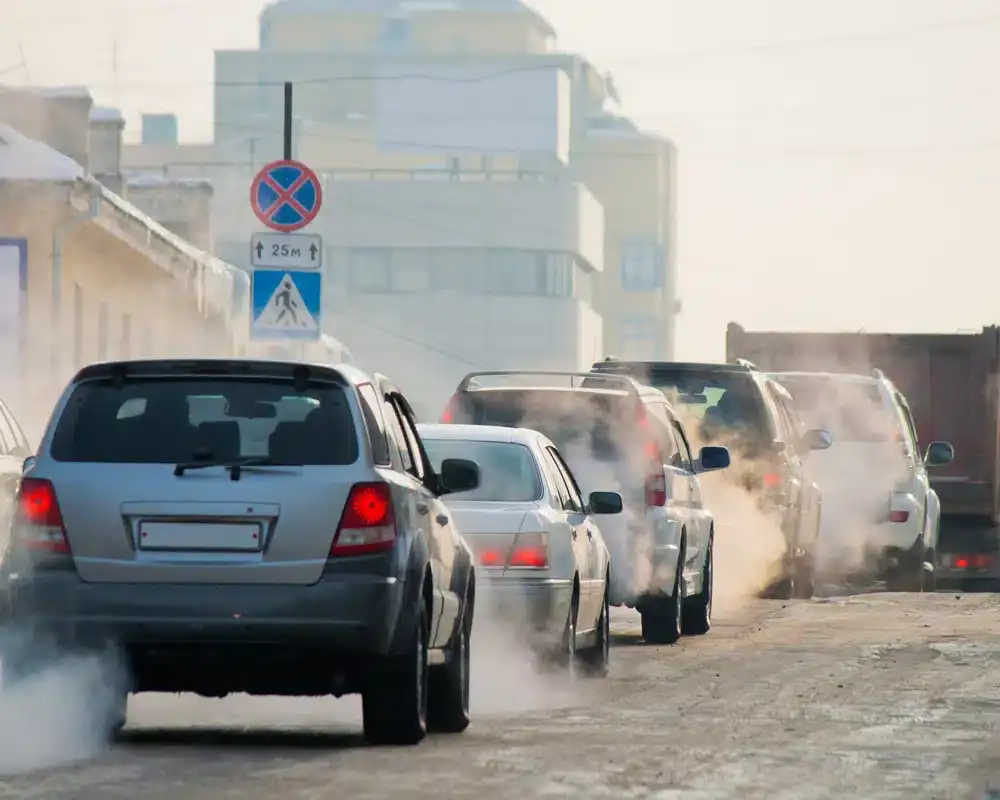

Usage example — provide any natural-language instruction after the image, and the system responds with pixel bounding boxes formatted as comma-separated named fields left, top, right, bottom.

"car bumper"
left=0, top=569, right=411, bottom=656
left=477, top=574, right=574, bottom=640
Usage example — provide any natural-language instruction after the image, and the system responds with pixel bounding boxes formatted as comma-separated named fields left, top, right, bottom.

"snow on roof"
left=126, top=172, right=213, bottom=190
left=26, top=85, right=92, bottom=99
left=0, top=122, right=84, bottom=181
left=93, top=178, right=249, bottom=318
left=90, top=106, right=124, bottom=123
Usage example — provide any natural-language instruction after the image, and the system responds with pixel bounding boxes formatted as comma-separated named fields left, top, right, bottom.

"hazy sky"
left=4, top=0, right=1000, bottom=359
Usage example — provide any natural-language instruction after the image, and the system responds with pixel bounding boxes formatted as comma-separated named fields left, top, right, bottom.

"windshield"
left=456, top=389, right=641, bottom=463
left=50, top=378, right=358, bottom=465
left=635, top=370, right=771, bottom=452
left=423, top=439, right=542, bottom=502
left=772, top=376, right=897, bottom=443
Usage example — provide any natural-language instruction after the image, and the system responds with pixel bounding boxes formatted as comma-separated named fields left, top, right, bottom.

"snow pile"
left=0, top=123, right=84, bottom=181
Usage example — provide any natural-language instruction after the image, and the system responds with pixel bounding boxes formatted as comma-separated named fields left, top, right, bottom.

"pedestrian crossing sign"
left=250, top=269, right=323, bottom=341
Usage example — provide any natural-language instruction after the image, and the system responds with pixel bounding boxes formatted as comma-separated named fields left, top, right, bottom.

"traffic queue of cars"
left=0, top=353, right=957, bottom=748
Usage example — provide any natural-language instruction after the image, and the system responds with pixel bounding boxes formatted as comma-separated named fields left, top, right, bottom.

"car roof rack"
left=871, top=368, right=886, bottom=380
left=731, top=358, right=758, bottom=370
left=454, top=370, right=637, bottom=393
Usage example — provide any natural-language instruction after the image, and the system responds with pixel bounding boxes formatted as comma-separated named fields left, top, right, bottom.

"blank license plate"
left=138, top=522, right=262, bottom=551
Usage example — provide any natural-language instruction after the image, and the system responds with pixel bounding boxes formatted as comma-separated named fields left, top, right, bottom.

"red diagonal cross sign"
left=260, top=170, right=311, bottom=220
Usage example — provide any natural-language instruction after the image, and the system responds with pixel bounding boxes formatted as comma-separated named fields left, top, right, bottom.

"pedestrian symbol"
left=251, top=269, right=323, bottom=341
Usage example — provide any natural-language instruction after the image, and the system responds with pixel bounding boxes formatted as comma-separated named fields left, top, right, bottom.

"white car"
left=770, top=369, right=954, bottom=591
left=417, top=423, right=623, bottom=677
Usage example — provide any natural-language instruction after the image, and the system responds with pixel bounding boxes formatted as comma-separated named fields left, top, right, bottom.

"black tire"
left=791, top=558, right=815, bottom=599
left=640, top=542, right=684, bottom=645
left=886, top=539, right=926, bottom=593
left=362, top=600, right=429, bottom=746
left=682, top=538, right=713, bottom=636
left=557, top=588, right=579, bottom=674
left=578, top=580, right=610, bottom=678
left=427, top=593, right=472, bottom=734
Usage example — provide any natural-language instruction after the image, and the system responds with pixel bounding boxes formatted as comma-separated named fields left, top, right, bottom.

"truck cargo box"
left=725, top=323, right=1000, bottom=525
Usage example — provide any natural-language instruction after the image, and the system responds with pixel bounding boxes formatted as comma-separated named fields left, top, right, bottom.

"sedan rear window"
left=50, top=378, right=359, bottom=465
left=423, top=439, right=542, bottom=502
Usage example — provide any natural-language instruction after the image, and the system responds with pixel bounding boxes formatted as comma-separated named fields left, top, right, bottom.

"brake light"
left=762, top=472, right=783, bottom=490
left=479, top=533, right=549, bottom=569
left=888, top=510, right=909, bottom=523
left=508, top=532, right=549, bottom=569
left=950, top=554, right=994, bottom=569
left=635, top=400, right=667, bottom=506
left=331, top=482, right=396, bottom=556
left=440, top=394, right=460, bottom=423
left=13, top=478, right=70, bottom=555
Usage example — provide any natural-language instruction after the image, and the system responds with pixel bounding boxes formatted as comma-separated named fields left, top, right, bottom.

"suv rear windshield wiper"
left=173, top=456, right=295, bottom=480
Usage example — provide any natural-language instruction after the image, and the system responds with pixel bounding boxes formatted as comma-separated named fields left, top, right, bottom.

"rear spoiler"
left=454, top=370, right=637, bottom=393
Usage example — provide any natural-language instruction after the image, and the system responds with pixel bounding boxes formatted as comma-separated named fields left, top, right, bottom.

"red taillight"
left=950, top=554, right=994, bottom=569
left=331, top=482, right=396, bottom=556
left=440, top=394, right=460, bottom=423
left=479, top=533, right=549, bottom=569
left=635, top=399, right=668, bottom=506
left=645, top=473, right=667, bottom=507
left=762, top=472, right=783, bottom=490
left=508, top=533, right=549, bottom=569
left=14, top=478, right=70, bottom=555
left=888, top=510, right=910, bottom=523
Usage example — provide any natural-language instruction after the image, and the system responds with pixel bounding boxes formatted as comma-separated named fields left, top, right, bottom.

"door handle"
left=571, top=528, right=578, bottom=539
left=416, top=501, right=430, bottom=515
left=436, top=514, right=449, bottom=526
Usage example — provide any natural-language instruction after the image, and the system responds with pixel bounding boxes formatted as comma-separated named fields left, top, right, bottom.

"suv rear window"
left=772, top=375, right=895, bottom=443
left=631, top=369, right=772, bottom=451
left=454, top=389, right=641, bottom=462
left=50, top=378, right=359, bottom=465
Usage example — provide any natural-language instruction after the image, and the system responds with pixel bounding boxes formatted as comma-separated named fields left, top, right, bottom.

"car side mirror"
left=438, top=457, right=480, bottom=495
left=695, top=445, right=730, bottom=473
left=924, top=441, right=954, bottom=468
left=802, top=429, right=833, bottom=451
left=588, top=491, right=623, bottom=515
left=21, top=455, right=35, bottom=473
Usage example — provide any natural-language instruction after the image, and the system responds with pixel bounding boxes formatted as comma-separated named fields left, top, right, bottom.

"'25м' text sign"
left=250, top=232, right=323, bottom=270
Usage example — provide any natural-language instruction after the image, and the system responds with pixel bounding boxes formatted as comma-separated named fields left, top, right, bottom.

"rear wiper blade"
left=173, top=457, right=291, bottom=480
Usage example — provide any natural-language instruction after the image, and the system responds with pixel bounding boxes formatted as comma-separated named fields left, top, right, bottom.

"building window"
left=430, top=249, right=486, bottom=292
left=620, top=239, right=664, bottom=292
left=382, top=17, right=411, bottom=49
left=349, top=249, right=391, bottom=292
left=543, top=253, right=572, bottom=298
left=486, top=250, right=540, bottom=295
left=619, top=316, right=661, bottom=360
left=390, top=250, right=430, bottom=292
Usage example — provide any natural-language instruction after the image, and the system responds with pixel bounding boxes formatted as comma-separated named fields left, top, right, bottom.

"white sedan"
left=418, top=423, right=624, bottom=677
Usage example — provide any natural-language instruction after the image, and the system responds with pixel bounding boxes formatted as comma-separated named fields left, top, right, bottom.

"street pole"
left=281, top=81, right=306, bottom=361
left=283, top=82, right=293, bottom=161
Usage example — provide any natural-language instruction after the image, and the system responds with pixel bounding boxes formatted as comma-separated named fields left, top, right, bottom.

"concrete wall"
left=574, top=128, right=679, bottom=359
left=322, top=176, right=605, bottom=271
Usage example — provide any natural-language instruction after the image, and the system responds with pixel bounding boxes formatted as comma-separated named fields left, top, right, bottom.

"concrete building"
left=122, top=0, right=677, bottom=407
left=0, top=88, right=249, bottom=436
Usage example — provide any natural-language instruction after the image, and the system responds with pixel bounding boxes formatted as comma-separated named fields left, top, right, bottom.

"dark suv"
left=591, top=358, right=832, bottom=599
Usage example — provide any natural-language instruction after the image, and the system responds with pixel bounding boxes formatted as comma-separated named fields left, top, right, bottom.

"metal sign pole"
left=283, top=82, right=293, bottom=161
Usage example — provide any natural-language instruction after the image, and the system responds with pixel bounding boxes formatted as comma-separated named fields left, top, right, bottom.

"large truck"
left=725, top=322, right=1000, bottom=590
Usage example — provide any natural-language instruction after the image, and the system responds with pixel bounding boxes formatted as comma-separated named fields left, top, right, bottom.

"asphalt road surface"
left=2, top=593, right=1000, bottom=799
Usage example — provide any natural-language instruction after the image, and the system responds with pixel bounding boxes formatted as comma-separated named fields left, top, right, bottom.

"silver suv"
left=0, top=359, right=481, bottom=746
